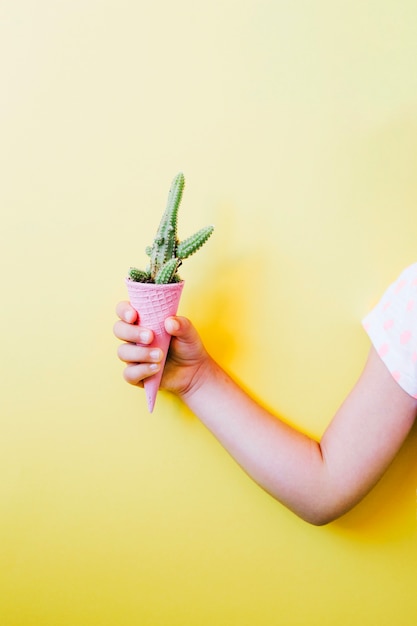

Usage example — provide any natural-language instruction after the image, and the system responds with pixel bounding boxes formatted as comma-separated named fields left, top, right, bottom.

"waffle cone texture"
left=125, top=279, right=184, bottom=412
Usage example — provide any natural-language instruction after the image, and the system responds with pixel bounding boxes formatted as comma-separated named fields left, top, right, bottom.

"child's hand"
left=114, top=301, right=211, bottom=398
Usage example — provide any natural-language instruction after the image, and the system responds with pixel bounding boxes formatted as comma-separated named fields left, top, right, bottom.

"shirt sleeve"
left=362, top=263, right=417, bottom=399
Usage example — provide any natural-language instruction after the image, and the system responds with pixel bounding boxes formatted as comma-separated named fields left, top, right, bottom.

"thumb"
left=165, top=316, right=200, bottom=344
left=164, top=316, right=207, bottom=365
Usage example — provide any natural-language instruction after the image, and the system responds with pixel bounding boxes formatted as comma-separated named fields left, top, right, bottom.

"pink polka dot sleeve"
left=362, top=263, right=417, bottom=399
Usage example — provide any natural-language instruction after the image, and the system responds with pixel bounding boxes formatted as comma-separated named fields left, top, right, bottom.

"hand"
left=113, top=301, right=211, bottom=398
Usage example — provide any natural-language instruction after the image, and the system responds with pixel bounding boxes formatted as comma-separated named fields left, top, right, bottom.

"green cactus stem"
left=128, top=267, right=150, bottom=283
left=155, top=258, right=181, bottom=284
left=128, top=172, right=214, bottom=284
left=177, top=225, right=215, bottom=260
left=147, top=172, right=184, bottom=281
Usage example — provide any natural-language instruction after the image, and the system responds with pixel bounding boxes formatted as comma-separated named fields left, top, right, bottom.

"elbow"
left=303, top=511, right=339, bottom=527
left=298, top=508, right=343, bottom=527
left=290, top=497, right=352, bottom=527
left=265, top=484, right=350, bottom=526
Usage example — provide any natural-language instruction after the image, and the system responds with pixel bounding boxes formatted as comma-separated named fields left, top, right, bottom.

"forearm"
left=180, top=349, right=417, bottom=525
left=116, top=306, right=416, bottom=524
left=181, top=357, right=332, bottom=524
left=115, top=303, right=417, bottom=524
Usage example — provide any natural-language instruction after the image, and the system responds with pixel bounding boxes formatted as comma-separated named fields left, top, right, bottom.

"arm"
left=114, top=304, right=417, bottom=525
left=182, top=345, right=417, bottom=524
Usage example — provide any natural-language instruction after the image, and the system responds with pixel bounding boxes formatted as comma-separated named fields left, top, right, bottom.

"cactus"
left=128, top=172, right=214, bottom=284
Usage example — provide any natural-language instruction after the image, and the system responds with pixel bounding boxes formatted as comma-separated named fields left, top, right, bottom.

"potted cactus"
left=126, top=172, right=214, bottom=412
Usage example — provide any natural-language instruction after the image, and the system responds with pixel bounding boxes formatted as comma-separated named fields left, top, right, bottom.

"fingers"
left=115, top=300, right=138, bottom=324
left=117, top=344, right=163, bottom=386
left=117, top=343, right=162, bottom=364
left=123, top=363, right=160, bottom=386
left=114, top=301, right=155, bottom=344
left=115, top=307, right=203, bottom=388
left=114, top=301, right=160, bottom=386
left=113, top=319, right=154, bottom=344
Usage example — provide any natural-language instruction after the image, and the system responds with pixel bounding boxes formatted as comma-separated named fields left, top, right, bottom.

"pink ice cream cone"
left=125, top=279, right=184, bottom=412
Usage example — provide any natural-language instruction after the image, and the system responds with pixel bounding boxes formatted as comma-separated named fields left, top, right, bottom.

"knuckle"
left=117, top=344, right=126, bottom=361
left=123, top=365, right=139, bottom=384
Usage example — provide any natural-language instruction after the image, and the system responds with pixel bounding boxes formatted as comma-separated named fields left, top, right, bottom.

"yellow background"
left=1, top=1, right=417, bottom=624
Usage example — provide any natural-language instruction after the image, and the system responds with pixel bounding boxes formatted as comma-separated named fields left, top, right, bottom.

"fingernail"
left=139, top=330, right=151, bottom=343
left=150, top=349, right=162, bottom=361
left=167, top=318, right=180, bottom=332
left=149, top=363, right=160, bottom=372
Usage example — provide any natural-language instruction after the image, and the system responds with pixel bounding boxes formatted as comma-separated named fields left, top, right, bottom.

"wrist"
left=179, top=353, right=218, bottom=406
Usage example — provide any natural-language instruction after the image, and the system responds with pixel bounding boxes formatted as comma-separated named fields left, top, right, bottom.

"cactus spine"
left=128, top=172, right=214, bottom=284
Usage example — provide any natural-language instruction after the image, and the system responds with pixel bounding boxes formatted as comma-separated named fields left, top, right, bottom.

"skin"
left=114, top=302, right=417, bottom=525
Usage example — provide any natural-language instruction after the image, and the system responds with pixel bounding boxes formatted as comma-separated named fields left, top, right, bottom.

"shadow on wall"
left=182, top=200, right=270, bottom=367
left=180, top=121, right=417, bottom=540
